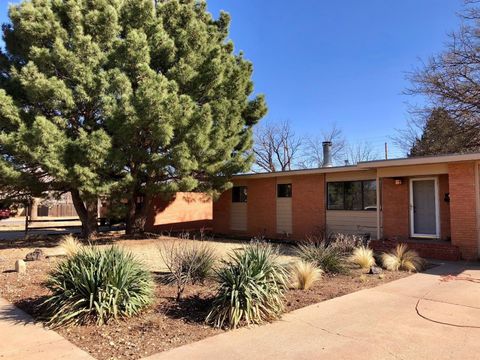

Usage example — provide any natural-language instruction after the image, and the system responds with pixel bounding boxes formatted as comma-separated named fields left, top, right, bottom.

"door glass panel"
left=412, top=180, right=437, bottom=235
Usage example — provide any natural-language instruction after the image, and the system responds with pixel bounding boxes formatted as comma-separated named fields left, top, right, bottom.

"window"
left=232, top=186, right=247, bottom=203
left=327, top=180, right=376, bottom=210
left=277, top=183, right=292, bottom=198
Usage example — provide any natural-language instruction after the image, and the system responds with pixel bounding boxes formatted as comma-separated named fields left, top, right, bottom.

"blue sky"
left=206, top=0, right=464, bottom=157
left=0, top=0, right=464, bottom=158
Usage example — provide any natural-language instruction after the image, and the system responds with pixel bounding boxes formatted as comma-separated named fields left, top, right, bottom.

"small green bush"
left=296, top=242, right=346, bottom=274
left=328, top=233, right=365, bottom=255
left=206, top=242, right=288, bottom=329
left=43, top=246, right=154, bottom=327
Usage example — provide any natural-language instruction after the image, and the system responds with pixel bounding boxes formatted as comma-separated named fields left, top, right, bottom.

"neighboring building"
left=144, top=192, right=213, bottom=233
left=24, top=192, right=213, bottom=233
left=213, top=143, right=480, bottom=261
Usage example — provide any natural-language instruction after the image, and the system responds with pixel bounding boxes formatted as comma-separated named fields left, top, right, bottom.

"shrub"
left=350, top=246, right=375, bottom=269
left=187, top=242, right=217, bottom=284
left=381, top=244, right=425, bottom=272
left=59, top=234, right=83, bottom=257
left=42, top=246, right=154, bottom=327
left=206, top=243, right=288, bottom=329
left=289, top=260, right=323, bottom=290
left=296, top=242, right=345, bottom=274
left=159, top=241, right=217, bottom=300
left=329, top=233, right=365, bottom=255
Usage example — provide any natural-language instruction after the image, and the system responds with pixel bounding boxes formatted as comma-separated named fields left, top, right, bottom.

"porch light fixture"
left=394, top=178, right=403, bottom=185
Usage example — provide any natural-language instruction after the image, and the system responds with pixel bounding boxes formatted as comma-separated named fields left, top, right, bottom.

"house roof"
left=357, top=152, right=480, bottom=168
left=233, top=152, right=480, bottom=179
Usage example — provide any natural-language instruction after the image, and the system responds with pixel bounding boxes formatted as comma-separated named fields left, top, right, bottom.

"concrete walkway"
left=0, top=298, right=93, bottom=359
left=145, top=262, right=480, bottom=360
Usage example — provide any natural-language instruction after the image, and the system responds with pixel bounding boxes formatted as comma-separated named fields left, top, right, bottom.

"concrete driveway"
left=145, top=262, right=480, bottom=360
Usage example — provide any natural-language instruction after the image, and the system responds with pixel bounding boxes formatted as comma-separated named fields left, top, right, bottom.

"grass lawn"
left=0, top=234, right=410, bottom=360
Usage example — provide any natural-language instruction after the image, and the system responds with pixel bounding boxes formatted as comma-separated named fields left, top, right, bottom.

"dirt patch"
left=0, top=237, right=409, bottom=360
left=286, top=270, right=409, bottom=312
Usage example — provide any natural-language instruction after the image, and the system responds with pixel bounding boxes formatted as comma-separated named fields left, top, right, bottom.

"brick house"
left=213, top=145, right=480, bottom=261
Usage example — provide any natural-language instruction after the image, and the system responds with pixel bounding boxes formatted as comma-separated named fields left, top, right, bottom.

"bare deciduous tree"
left=345, top=142, right=379, bottom=165
left=299, top=123, right=346, bottom=168
left=253, top=120, right=303, bottom=172
left=404, top=1, right=480, bottom=152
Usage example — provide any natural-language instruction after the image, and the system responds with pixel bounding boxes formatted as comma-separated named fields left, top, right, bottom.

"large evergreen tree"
left=0, top=0, right=266, bottom=236
left=409, top=108, right=476, bottom=157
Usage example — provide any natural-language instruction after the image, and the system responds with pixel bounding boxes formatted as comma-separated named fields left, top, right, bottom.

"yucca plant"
left=59, top=234, right=83, bottom=257
left=296, top=242, right=346, bottom=274
left=350, top=246, right=376, bottom=269
left=206, top=243, right=288, bottom=329
left=42, top=246, right=154, bottom=327
left=381, top=244, right=425, bottom=272
left=289, top=260, right=323, bottom=290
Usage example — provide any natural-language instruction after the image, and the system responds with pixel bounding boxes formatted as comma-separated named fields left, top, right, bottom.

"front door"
left=410, top=178, right=439, bottom=238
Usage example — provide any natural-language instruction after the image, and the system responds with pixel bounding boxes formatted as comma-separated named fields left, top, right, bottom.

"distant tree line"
left=252, top=120, right=379, bottom=172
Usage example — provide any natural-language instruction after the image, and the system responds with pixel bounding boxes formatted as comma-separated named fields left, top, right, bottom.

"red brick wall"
left=212, top=189, right=232, bottom=234
left=292, top=174, right=325, bottom=239
left=382, top=178, right=410, bottom=240
left=213, top=175, right=325, bottom=240
left=145, top=192, right=212, bottom=233
left=247, top=178, right=277, bottom=238
left=438, top=174, right=451, bottom=241
left=448, top=162, right=478, bottom=260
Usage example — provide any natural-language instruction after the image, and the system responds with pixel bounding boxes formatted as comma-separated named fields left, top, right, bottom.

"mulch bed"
left=0, top=244, right=409, bottom=360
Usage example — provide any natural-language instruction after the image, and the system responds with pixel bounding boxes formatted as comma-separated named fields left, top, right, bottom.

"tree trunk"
left=125, top=193, right=151, bottom=235
left=125, top=196, right=137, bottom=235
left=71, top=189, right=98, bottom=239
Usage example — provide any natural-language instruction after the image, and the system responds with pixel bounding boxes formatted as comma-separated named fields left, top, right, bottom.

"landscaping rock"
left=15, top=259, right=26, bottom=274
left=369, top=266, right=383, bottom=275
left=25, top=249, right=45, bottom=261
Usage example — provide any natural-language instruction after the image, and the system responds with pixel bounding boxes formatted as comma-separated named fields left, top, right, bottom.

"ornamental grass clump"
left=296, top=241, right=346, bottom=274
left=42, top=246, right=154, bottom=327
left=350, top=246, right=376, bottom=269
left=59, top=234, right=83, bottom=257
left=289, top=260, right=323, bottom=290
left=381, top=243, right=425, bottom=272
left=206, top=242, right=288, bottom=329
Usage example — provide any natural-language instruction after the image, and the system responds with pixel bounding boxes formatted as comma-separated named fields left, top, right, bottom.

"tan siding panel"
left=326, top=170, right=377, bottom=182
left=231, top=203, right=247, bottom=231
left=276, top=198, right=292, bottom=234
left=377, top=164, right=448, bottom=178
left=326, top=210, right=377, bottom=239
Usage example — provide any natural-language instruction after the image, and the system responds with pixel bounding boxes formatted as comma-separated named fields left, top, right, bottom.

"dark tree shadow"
left=161, top=294, right=214, bottom=325
left=0, top=294, right=50, bottom=326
